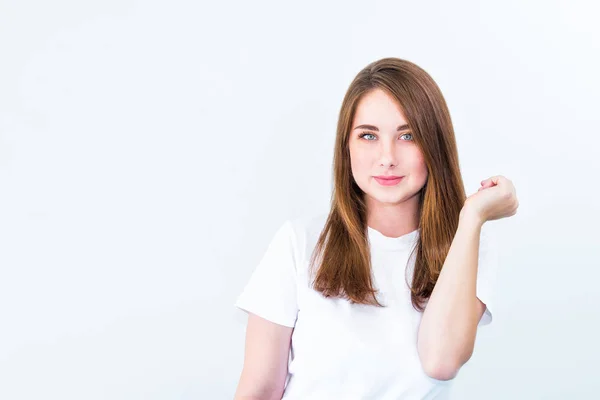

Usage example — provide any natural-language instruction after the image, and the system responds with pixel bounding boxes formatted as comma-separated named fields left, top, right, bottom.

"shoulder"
left=289, top=210, right=329, bottom=240
left=289, top=211, right=328, bottom=237
left=286, top=211, right=330, bottom=265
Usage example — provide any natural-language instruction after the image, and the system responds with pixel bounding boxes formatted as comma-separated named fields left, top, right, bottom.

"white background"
left=1, top=1, right=599, bottom=399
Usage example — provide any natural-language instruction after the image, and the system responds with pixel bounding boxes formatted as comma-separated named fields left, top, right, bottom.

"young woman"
left=233, top=57, right=519, bottom=400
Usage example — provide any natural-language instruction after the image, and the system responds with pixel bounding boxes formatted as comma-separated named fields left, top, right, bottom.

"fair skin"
left=233, top=314, right=293, bottom=400
left=348, top=88, right=428, bottom=238
left=234, top=88, right=519, bottom=393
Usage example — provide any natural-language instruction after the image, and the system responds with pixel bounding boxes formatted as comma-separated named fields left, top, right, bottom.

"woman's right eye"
left=359, top=132, right=376, bottom=140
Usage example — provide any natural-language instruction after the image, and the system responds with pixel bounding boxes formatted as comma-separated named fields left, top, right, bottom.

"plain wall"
left=1, top=0, right=599, bottom=399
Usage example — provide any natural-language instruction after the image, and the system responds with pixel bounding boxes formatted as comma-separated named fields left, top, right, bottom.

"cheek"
left=405, top=150, right=428, bottom=178
left=357, top=159, right=376, bottom=183
left=349, top=146, right=370, bottom=173
left=412, top=158, right=427, bottom=174
left=411, top=157, right=428, bottom=181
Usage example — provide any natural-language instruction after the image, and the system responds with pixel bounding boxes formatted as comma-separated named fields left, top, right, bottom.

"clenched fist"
left=461, top=175, right=519, bottom=224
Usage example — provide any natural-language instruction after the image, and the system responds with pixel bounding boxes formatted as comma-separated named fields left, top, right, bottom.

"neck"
left=365, top=192, right=421, bottom=237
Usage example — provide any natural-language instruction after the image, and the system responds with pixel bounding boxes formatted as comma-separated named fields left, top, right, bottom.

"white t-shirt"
left=234, top=212, right=498, bottom=400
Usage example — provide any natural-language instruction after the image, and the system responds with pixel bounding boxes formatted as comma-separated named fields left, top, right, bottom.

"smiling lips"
left=374, top=176, right=404, bottom=186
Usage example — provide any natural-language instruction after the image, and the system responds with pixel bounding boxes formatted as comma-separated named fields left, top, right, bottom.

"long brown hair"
left=308, top=57, right=467, bottom=312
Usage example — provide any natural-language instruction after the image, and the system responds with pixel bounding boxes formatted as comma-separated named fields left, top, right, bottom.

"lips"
left=374, top=176, right=404, bottom=186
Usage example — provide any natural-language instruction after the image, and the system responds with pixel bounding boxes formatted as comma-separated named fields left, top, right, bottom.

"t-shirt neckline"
left=367, top=226, right=420, bottom=251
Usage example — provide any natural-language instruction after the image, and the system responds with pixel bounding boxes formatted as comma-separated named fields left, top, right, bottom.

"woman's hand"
left=461, top=175, right=519, bottom=224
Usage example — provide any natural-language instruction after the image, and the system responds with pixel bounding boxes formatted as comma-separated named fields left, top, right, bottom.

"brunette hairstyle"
left=307, top=57, right=467, bottom=312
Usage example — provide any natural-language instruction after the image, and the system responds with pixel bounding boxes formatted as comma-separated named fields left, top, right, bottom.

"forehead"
left=353, top=89, right=408, bottom=126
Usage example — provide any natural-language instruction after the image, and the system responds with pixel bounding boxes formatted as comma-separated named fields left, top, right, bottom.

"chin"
left=367, top=192, right=405, bottom=205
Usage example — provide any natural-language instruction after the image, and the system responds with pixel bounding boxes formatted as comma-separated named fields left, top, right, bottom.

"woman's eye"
left=358, top=132, right=413, bottom=141
left=359, top=132, right=377, bottom=140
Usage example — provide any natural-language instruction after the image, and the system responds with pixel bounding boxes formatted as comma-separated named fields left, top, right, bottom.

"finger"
left=481, top=176, right=503, bottom=187
left=480, top=179, right=493, bottom=188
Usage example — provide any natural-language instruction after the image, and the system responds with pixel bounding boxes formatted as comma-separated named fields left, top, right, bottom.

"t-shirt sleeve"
left=476, top=224, right=499, bottom=326
left=234, top=219, right=299, bottom=328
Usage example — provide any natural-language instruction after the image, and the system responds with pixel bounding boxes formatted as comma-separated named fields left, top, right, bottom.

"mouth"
left=374, top=176, right=404, bottom=186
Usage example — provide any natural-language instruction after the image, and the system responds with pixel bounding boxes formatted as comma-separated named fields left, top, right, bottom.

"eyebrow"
left=353, top=124, right=410, bottom=132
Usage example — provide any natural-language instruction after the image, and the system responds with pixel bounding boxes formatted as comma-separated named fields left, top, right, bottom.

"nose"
left=379, top=140, right=398, bottom=168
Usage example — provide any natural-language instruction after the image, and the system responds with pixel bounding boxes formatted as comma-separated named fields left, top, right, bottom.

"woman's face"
left=348, top=88, right=429, bottom=207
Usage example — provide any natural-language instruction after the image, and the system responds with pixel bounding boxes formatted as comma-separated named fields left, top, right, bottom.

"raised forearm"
left=417, top=212, right=484, bottom=380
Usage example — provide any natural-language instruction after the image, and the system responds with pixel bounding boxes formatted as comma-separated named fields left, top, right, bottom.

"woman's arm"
left=233, top=313, right=294, bottom=400
left=416, top=211, right=486, bottom=381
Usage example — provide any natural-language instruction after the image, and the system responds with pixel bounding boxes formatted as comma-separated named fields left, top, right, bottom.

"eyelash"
left=358, top=132, right=413, bottom=141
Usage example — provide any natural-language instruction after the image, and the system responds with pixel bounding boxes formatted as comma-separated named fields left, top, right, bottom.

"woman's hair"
left=307, top=57, right=467, bottom=312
